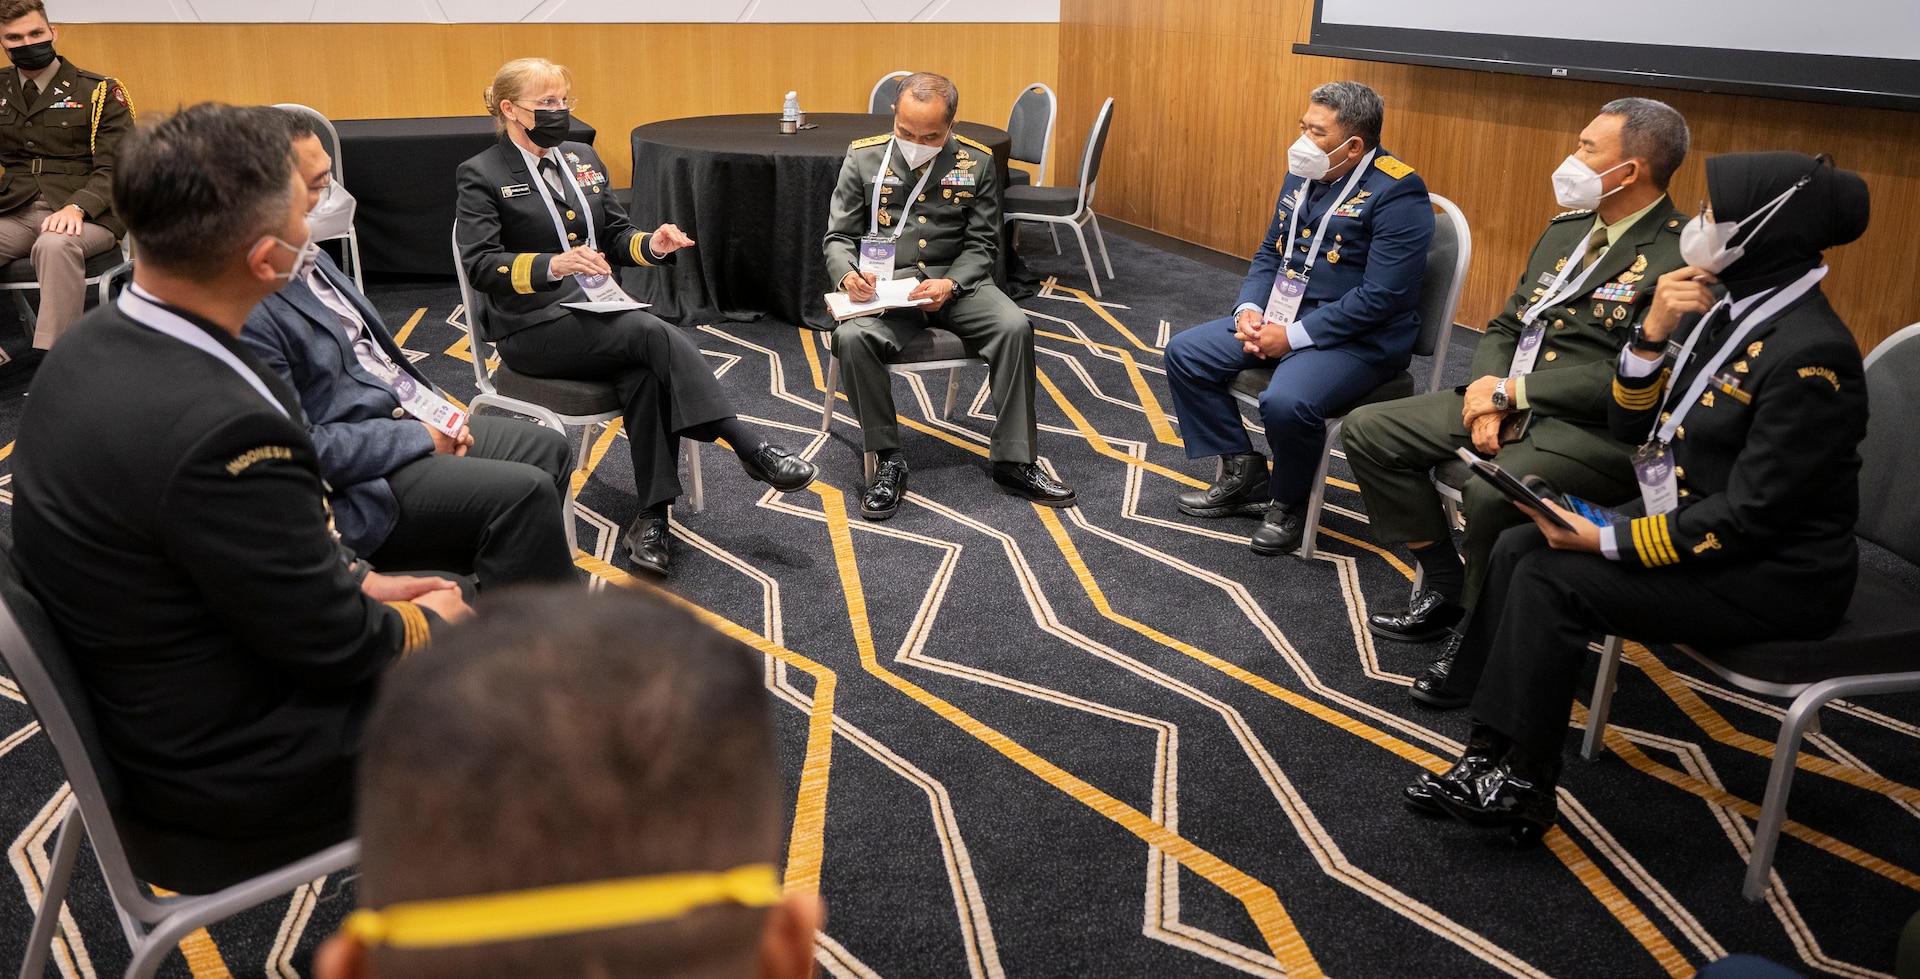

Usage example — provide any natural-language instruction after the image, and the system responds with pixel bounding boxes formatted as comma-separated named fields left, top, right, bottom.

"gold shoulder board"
left=1373, top=156, right=1413, bottom=179
left=955, top=133, right=994, bottom=155
left=849, top=133, right=891, bottom=149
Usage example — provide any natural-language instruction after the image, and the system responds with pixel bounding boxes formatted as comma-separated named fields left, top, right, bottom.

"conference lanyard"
left=118, top=286, right=289, bottom=418
left=1520, top=225, right=1616, bottom=327
left=1280, top=149, right=1375, bottom=278
left=1647, top=265, right=1826, bottom=444
left=530, top=151, right=597, bottom=254
left=868, top=141, right=936, bottom=240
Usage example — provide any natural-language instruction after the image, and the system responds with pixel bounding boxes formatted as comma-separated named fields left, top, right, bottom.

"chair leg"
left=1088, top=212, right=1114, bottom=279
left=1745, top=691, right=1826, bottom=902
left=13, top=290, right=36, bottom=333
left=17, top=807, right=84, bottom=979
left=1049, top=223, right=1061, bottom=255
left=564, top=423, right=598, bottom=554
left=1297, top=419, right=1339, bottom=561
left=1068, top=221, right=1101, bottom=298
left=1581, top=635, right=1625, bottom=761
left=1411, top=564, right=1426, bottom=598
left=683, top=438, right=704, bottom=514
left=863, top=451, right=876, bottom=485
left=943, top=367, right=961, bottom=420
left=821, top=353, right=840, bottom=432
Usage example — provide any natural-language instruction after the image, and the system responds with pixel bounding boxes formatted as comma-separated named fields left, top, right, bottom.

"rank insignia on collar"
left=1748, top=341, right=1764, bottom=358
left=1630, top=254, right=1648, bottom=273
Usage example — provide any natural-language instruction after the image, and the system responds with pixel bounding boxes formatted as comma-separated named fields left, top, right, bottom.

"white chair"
left=1227, top=194, right=1473, bottom=561
left=868, top=71, right=912, bottom=115
left=274, top=103, right=364, bottom=290
left=1005, top=98, right=1115, bottom=297
left=817, top=328, right=985, bottom=480
left=451, top=226, right=701, bottom=555
left=0, top=535, right=361, bottom=979
left=1579, top=319, right=1920, bottom=901
left=1005, top=82, right=1057, bottom=188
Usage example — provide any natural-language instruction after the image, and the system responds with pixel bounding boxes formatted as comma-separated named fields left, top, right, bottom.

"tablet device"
left=1562, top=494, right=1618, bottom=529
left=1454, top=447, right=1575, bottom=531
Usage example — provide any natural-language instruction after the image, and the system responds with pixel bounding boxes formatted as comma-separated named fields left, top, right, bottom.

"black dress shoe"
left=739, top=443, right=818, bottom=493
left=993, top=462, right=1076, bottom=507
left=1248, top=502, right=1305, bottom=556
left=1368, top=588, right=1466, bottom=643
left=1176, top=452, right=1271, bottom=518
left=1408, top=632, right=1471, bottom=710
left=1403, top=721, right=1509, bottom=817
left=1429, top=750, right=1562, bottom=847
left=622, top=515, right=670, bottom=576
left=862, top=457, right=909, bottom=521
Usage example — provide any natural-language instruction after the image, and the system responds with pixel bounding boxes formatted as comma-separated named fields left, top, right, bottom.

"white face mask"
left=1551, top=155, right=1629, bottom=210
left=1679, top=181, right=1803, bottom=275
left=306, top=179, right=357, bottom=242
left=265, top=233, right=321, bottom=283
left=894, top=135, right=944, bottom=171
left=1287, top=133, right=1354, bottom=181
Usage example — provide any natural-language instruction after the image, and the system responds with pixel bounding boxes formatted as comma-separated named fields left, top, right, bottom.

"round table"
left=627, top=113, right=1011, bottom=330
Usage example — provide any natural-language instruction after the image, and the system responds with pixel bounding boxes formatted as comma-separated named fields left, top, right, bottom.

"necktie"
left=537, top=157, right=568, bottom=203
left=22, top=79, right=38, bottom=106
left=1579, top=225, right=1610, bottom=270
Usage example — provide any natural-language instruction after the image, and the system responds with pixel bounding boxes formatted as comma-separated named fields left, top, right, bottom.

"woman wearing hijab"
left=1403, top=152, right=1873, bottom=843
left=455, top=58, right=818, bottom=577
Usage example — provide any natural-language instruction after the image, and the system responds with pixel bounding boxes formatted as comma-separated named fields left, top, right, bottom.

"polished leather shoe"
left=1429, top=751, right=1562, bottom=847
left=1403, top=722, right=1509, bottom=817
left=993, top=462, right=1076, bottom=507
left=862, top=458, right=909, bottom=520
left=622, top=515, right=671, bottom=576
left=1248, top=502, right=1305, bottom=556
left=739, top=443, right=818, bottom=493
left=1408, top=631, right=1471, bottom=710
left=1368, top=588, right=1466, bottom=643
left=1176, top=452, right=1271, bottom=518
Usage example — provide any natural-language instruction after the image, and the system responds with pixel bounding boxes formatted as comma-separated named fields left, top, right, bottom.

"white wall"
left=59, top=0, right=1059, bottom=22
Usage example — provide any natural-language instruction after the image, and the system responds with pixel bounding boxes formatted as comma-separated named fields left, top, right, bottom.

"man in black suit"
left=11, top=103, right=470, bottom=887
left=244, top=111, right=574, bottom=588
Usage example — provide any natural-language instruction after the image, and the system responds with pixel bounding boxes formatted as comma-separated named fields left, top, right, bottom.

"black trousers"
left=1452, top=523, right=1779, bottom=759
left=497, top=309, right=734, bottom=509
left=369, top=415, right=575, bottom=587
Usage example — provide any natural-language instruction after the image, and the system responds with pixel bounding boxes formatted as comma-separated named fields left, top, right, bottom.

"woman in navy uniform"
left=1407, top=152, right=1872, bottom=843
left=455, top=58, right=816, bottom=576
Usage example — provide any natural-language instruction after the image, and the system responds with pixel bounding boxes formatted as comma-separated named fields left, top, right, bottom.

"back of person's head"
left=112, top=103, right=298, bottom=282
left=1309, top=80, right=1384, bottom=150
left=896, top=71, right=959, bottom=122
left=318, top=585, right=820, bottom=979
left=1600, top=96, right=1689, bottom=190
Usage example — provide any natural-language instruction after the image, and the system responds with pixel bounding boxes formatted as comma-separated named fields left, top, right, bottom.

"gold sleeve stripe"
left=384, top=601, right=431, bottom=654
left=1613, top=377, right=1663, bottom=409
left=510, top=252, right=536, bottom=294
left=1630, top=515, right=1679, bottom=567
left=630, top=233, right=655, bottom=267
left=1654, top=516, right=1680, bottom=566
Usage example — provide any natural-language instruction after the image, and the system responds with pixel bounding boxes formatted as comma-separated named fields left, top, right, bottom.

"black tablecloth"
left=627, top=113, right=1010, bottom=330
left=337, top=115, right=597, bottom=276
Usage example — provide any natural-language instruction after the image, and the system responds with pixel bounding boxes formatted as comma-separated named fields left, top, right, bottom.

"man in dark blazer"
left=11, top=104, right=469, bottom=888
left=0, top=0, right=133, bottom=350
left=1342, top=99, right=1690, bottom=702
left=1164, top=81, right=1434, bottom=556
left=245, top=117, right=573, bottom=588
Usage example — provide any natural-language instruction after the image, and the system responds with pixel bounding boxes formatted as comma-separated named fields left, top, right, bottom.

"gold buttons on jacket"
left=568, top=232, right=578, bottom=241
left=1544, top=351, right=1558, bottom=362
left=566, top=210, right=576, bottom=220
left=919, top=239, right=927, bottom=247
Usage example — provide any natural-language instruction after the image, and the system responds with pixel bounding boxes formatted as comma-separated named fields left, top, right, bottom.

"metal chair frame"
left=273, top=103, right=365, bottom=291
left=1227, top=194, right=1473, bottom=561
left=450, top=226, right=701, bottom=555
left=817, top=329, right=983, bottom=481
left=0, top=238, right=132, bottom=338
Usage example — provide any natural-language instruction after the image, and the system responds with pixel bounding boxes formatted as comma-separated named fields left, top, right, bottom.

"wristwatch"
left=1490, top=377, right=1511, bottom=411
left=1629, top=320, right=1668, bottom=354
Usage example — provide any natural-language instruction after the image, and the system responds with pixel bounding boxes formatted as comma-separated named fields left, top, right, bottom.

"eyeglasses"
left=514, top=96, right=578, bottom=111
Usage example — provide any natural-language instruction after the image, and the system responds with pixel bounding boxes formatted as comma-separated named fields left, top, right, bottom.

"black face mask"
left=523, top=107, right=571, bottom=149
left=7, top=39, right=55, bottom=73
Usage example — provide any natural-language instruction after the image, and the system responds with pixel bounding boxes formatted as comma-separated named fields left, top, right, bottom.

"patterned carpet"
left=0, top=223, right=1916, bottom=978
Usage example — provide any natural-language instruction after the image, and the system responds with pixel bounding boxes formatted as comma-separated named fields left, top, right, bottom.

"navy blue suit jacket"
left=1236, top=151, right=1434, bottom=370
left=240, top=252, right=438, bottom=555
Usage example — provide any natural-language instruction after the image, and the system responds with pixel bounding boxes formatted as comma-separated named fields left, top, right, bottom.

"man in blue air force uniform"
left=1164, top=81, right=1433, bottom=556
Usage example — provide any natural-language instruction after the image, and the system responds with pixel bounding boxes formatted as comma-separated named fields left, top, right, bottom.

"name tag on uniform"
left=501, top=183, right=532, bottom=198
left=858, top=235, right=897, bottom=281
left=1264, top=270, right=1307, bottom=327
left=1538, top=271, right=1559, bottom=287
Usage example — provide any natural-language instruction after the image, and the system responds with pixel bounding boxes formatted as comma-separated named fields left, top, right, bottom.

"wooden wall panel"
left=54, top=22, right=1058, bottom=190
left=1058, top=0, right=1920, bottom=352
